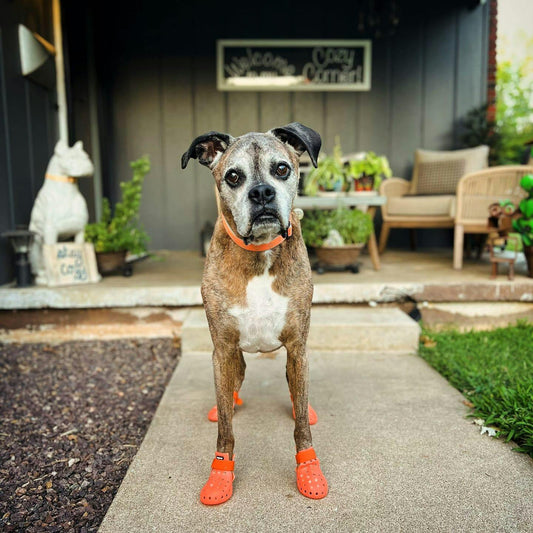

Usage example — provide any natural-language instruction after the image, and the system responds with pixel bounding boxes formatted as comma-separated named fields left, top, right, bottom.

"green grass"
left=419, top=323, right=533, bottom=457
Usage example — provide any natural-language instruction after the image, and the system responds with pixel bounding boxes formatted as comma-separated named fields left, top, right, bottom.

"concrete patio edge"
left=2, top=280, right=533, bottom=310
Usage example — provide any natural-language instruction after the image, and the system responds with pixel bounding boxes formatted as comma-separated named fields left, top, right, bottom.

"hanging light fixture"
left=357, top=0, right=400, bottom=38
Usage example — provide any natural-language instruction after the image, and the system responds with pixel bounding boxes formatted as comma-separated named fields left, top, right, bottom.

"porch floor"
left=1, top=248, right=533, bottom=310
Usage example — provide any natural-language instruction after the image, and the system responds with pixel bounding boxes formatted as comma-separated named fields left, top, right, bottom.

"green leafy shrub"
left=346, top=151, right=392, bottom=190
left=460, top=105, right=502, bottom=166
left=85, top=156, right=150, bottom=255
left=304, top=140, right=391, bottom=195
left=301, top=208, right=373, bottom=247
left=304, top=142, right=347, bottom=195
left=512, top=174, right=533, bottom=246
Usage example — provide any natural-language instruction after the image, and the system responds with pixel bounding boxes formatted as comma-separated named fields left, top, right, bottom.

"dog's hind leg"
left=234, top=349, right=246, bottom=394
left=207, top=349, right=244, bottom=422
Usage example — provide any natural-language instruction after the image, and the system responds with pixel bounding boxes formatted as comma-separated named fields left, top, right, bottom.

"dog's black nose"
left=248, top=184, right=276, bottom=205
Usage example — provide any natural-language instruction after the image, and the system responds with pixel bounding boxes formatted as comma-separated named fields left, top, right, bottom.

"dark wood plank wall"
left=93, top=1, right=489, bottom=252
left=0, top=0, right=57, bottom=285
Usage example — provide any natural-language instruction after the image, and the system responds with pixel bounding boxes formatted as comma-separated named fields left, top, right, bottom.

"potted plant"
left=301, top=207, right=373, bottom=269
left=346, top=151, right=392, bottom=192
left=85, top=156, right=150, bottom=274
left=512, top=173, right=533, bottom=277
left=303, top=141, right=350, bottom=196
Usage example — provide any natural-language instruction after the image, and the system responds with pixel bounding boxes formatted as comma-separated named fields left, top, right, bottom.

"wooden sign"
left=217, top=40, right=371, bottom=91
left=42, top=243, right=101, bottom=286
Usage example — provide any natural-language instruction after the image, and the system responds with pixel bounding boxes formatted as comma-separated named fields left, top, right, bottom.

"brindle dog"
left=182, top=122, right=328, bottom=505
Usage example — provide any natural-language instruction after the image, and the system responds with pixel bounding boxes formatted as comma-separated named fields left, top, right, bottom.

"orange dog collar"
left=45, top=173, right=77, bottom=184
left=220, top=212, right=292, bottom=252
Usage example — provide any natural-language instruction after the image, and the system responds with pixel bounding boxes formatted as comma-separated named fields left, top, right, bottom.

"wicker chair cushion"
left=387, top=195, right=455, bottom=217
left=415, top=159, right=466, bottom=195
left=410, top=145, right=489, bottom=194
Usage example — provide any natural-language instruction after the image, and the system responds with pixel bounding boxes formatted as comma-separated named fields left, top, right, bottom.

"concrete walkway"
left=99, top=349, right=533, bottom=532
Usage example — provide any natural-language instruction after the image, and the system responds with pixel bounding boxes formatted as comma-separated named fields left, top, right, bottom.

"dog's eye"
left=276, top=164, right=290, bottom=179
left=225, top=171, right=240, bottom=187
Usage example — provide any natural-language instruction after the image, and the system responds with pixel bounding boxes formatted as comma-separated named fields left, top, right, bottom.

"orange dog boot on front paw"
left=295, top=447, right=328, bottom=499
left=200, top=452, right=235, bottom=505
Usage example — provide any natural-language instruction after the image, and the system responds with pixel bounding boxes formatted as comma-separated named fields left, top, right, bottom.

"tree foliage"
left=495, top=58, right=533, bottom=164
left=461, top=43, right=533, bottom=165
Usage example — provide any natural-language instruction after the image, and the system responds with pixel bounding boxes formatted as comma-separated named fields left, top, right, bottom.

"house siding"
left=87, top=0, right=490, bottom=253
left=0, top=1, right=491, bottom=286
left=0, top=0, right=57, bottom=285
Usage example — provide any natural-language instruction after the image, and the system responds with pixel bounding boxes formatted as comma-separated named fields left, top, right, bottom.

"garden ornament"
left=29, top=140, right=94, bottom=285
left=182, top=122, right=328, bottom=505
left=487, top=201, right=519, bottom=280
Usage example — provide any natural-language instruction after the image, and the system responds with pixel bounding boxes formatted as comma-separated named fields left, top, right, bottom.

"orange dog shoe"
left=295, top=447, right=328, bottom=499
left=208, top=391, right=243, bottom=422
left=291, top=395, right=318, bottom=425
left=200, top=452, right=235, bottom=505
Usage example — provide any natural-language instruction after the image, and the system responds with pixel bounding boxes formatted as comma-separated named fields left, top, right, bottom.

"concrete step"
left=182, top=305, right=420, bottom=354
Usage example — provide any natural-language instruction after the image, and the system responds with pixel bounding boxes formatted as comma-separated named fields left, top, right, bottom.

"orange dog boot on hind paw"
left=290, top=395, right=318, bottom=425
left=207, top=391, right=243, bottom=422
left=200, top=452, right=235, bottom=505
left=295, top=447, right=328, bottom=499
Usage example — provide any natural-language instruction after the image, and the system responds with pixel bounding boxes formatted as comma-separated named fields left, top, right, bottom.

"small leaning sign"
left=42, top=243, right=101, bottom=286
left=217, top=40, right=371, bottom=91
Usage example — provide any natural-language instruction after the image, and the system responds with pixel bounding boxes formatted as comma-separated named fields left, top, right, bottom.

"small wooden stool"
left=488, top=234, right=518, bottom=280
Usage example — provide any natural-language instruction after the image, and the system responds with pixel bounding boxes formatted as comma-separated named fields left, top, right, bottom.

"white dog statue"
left=29, top=140, right=94, bottom=285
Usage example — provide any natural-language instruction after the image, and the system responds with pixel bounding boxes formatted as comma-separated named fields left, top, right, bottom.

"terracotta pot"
left=524, top=245, right=533, bottom=278
left=95, top=250, right=127, bottom=274
left=354, top=175, right=375, bottom=192
left=315, top=244, right=364, bottom=266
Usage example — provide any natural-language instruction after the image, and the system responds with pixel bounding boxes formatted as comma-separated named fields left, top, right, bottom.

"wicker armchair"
left=379, top=146, right=489, bottom=254
left=453, top=165, right=533, bottom=269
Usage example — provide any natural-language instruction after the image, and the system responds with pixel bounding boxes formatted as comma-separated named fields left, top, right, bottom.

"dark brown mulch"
left=0, top=338, right=180, bottom=533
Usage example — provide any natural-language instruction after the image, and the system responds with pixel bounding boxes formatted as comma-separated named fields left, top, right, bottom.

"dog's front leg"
left=286, top=341, right=328, bottom=499
left=200, top=345, right=238, bottom=505
left=213, top=347, right=238, bottom=455
left=286, top=342, right=312, bottom=451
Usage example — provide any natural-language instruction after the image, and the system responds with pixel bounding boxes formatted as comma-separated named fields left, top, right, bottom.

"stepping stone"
left=182, top=306, right=420, bottom=354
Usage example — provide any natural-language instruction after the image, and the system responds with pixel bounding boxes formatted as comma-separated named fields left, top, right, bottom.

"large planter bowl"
left=315, top=244, right=364, bottom=267
left=95, top=250, right=127, bottom=275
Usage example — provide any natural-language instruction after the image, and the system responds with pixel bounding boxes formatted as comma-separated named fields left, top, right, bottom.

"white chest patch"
left=229, top=269, right=289, bottom=353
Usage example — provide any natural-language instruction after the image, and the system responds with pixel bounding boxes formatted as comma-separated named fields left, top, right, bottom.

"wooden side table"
left=293, top=193, right=387, bottom=271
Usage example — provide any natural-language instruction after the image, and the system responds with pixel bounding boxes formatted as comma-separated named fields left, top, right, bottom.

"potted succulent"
left=301, top=207, right=373, bottom=269
left=303, top=142, right=350, bottom=196
left=346, top=151, right=392, bottom=192
left=512, top=173, right=533, bottom=277
left=85, top=156, right=150, bottom=275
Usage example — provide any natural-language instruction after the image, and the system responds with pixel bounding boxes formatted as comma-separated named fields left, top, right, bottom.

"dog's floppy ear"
left=269, top=122, right=322, bottom=168
left=181, top=132, right=235, bottom=169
